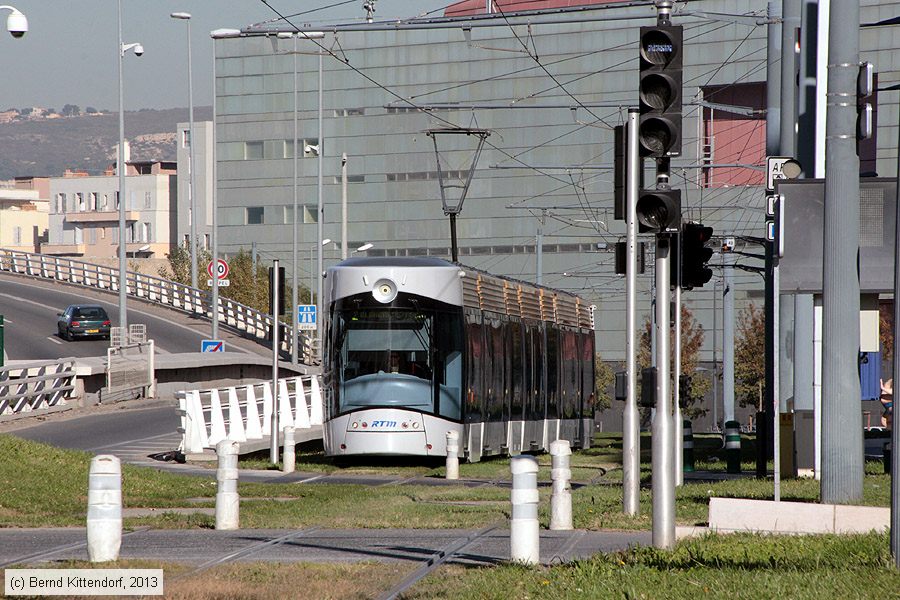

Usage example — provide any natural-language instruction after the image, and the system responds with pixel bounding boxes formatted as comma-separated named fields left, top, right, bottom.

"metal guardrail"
left=0, top=249, right=318, bottom=363
left=176, top=374, right=323, bottom=455
left=0, top=358, right=77, bottom=417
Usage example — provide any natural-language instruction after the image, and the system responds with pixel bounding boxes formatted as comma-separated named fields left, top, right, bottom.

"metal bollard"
left=510, top=455, right=540, bottom=565
left=283, top=426, right=296, bottom=474
left=216, top=439, right=240, bottom=530
left=87, top=455, right=122, bottom=563
left=445, top=430, right=460, bottom=480
left=885, top=442, right=892, bottom=475
left=724, top=420, right=741, bottom=474
left=683, top=419, right=695, bottom=473
left=549, top=440, right=573, bottom=531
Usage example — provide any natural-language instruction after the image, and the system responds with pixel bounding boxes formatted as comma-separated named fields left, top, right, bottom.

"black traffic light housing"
left=681, top=222, right=714, bottom=290
left=268, top=265, right=286, bottom=315
left=638, top=24, right=683, bottom=158
left=636, top=188, right=681, bottom=233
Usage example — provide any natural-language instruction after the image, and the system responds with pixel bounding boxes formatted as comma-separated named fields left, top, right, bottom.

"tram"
left=322, top=257, right=596, bottom=462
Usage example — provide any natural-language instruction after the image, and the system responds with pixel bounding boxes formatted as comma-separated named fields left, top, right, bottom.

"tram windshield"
left=332, top=305, right=463, bottom=419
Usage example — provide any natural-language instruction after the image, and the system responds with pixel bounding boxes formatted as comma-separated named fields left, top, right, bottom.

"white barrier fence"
left=177, top=375, right=324, bottom=455
left=0, top=359, right=77, bottom=417
left=0, top=249, right=318, bottom=363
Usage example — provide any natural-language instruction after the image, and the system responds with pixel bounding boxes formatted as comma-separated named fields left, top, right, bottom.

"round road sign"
left=207, top=259, right=229, bottom=280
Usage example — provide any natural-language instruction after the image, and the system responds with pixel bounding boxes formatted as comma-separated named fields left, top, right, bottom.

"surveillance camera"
left=133, top=44, right=145, bottom=57
left=6, top=11, right=27, bottom=38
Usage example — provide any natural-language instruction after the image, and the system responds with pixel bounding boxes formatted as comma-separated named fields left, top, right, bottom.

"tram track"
left=375, top=520, right=505, bottom=600
left=0, top=527, right=151, bottom=569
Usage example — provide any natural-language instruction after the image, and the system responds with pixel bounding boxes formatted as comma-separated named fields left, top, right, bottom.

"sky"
left=0, top=1, right=452, bottom=111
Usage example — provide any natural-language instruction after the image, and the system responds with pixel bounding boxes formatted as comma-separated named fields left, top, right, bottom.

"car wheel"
left=64, top=327, right=73, bottom=341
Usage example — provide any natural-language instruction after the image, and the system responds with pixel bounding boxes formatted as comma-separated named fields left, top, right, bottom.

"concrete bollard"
left=87, top=455, right=122, bottom=563
left=724, top=420, right=741, bottom=474
left=549, top=440, right=573, bottom=531
left=215, top=439, right=240, bottom=530
left=683, top=419, right=695, bottom=473
left=283, top=426, right=296, bottom=474
left=510, top=455, right=540, bottom=565
left=445, top=430, right=460, bottom=480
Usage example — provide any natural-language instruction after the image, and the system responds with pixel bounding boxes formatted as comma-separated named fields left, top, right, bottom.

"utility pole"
left=341, top=153, right=348, bottom=260
left=536, top=209, right=545, bottom=286
left=723, top=253, right=735, bottom=425
left=891, top=85, right=900, bottom=569
left=270, top=259, right=281, bottom=465
left=652, top=232, right=675, bottom=549
left=821, top=0, right=862, bottom=504
left=622, top=108, right=640, bottom=516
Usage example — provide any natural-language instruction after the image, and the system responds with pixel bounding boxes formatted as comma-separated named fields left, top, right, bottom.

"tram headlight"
left=372, top=278, right=398, bottom=304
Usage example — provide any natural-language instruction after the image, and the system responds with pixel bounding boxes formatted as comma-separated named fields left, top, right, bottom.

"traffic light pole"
left=674, top=274, right=683, bottom=487
left=270, top=259, right=281, bottom=465
left=623, top=108, right=641, bottom=516
left=652, top=233, right=675, bottom=549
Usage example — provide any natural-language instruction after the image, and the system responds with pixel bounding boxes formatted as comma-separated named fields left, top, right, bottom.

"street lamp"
left=352, top=243, right=374, bottom=254
left=170, top=11, right=198, bottom=292
left=0, top=5, right=27, bottom=38
left=117, top=0, right=144, bottom=332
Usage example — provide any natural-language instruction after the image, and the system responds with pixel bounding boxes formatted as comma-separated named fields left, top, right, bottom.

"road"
left=0, top=272, right=267, bottom=360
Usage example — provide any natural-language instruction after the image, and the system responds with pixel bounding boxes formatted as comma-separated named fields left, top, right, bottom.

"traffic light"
left=681, top=222, right=713, bottom=290
left=636, top=188, right=680, bottom=233
left=638, top=24, right=683, bottom=158
left=268, top=265, right=286, bottom=315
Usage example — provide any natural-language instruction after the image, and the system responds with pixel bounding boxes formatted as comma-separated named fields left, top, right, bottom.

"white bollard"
left=215, top=440, right=240, bottom=530
left=87, top=455, right=122, bottom=563
left=283, top=426, right=296, bottom=474
left=445, top=430, right=460, bottom=480
left=510, top=455, right=540, bottom=565
left=549, top=439, right=573, bottom=530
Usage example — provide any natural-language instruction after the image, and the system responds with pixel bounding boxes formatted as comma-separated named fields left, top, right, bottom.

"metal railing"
left=0, top=358, right=77, bottom=417
left=0, top=249, right=318, bottom=363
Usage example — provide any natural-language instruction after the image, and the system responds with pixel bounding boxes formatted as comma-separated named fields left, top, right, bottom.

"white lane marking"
left=0, top=293, right=59, bottom=312
left=46, top=336, right=63, bottom=345
left=0, top=280, right=257, bottom=355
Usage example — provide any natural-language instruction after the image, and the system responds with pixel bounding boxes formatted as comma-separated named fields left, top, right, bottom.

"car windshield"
left=74, top=308, right=107, bottom=320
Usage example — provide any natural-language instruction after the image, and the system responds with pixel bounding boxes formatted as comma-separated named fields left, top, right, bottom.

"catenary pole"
left=291, top=34, right=299, bottom=365
left=723, top=253, right=735, bottom=425
left=891, top=87, right=900, bottom=569
left=652, top=234, right=674, bottom=549
left=211, top=37, right=219, bottom=341
left=821, top=0, right=862, bottom=504
left=623, top=108, right=640, bottom=516
left=316, top=51, right=324, bottom=363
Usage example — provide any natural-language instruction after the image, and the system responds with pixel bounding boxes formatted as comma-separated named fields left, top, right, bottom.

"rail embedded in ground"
left=0, top=249, right=317, bottom=363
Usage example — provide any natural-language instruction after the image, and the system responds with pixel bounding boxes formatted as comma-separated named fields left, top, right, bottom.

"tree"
left=593, top=353, right=615, bottom=412
left=61, top=104, right=81, bottom=117
left=638, top=304, right=710, bottom=419
left=734, top=303, right=766, bottom=409
left=86, top=106, right=98, bottom=114
left=160, top=245, right=309, bottom=317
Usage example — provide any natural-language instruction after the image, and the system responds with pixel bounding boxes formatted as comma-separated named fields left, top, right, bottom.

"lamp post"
left=0, top=5, right=27, bottom=38
left=117, top=0, right=144, bottom=332
left=170, top=12, right=198, bottom=292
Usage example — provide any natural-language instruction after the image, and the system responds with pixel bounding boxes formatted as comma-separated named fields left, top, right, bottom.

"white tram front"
left=322, top=257, right=595, bottom=461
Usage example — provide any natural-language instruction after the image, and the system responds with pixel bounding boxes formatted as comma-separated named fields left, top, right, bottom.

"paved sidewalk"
left=0, top=527, right=651, bottom=568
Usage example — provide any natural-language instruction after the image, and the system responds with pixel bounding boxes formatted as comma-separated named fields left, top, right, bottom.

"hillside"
left=0, top=107, right=212, bottom=180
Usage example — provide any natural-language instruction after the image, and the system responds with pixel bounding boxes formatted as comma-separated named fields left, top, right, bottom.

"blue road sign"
left=201, top=339, right=224, bottom=353
left=298, top=305, right=317, bottom=331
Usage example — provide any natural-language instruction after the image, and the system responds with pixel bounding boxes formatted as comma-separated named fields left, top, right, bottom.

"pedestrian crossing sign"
left=298, top=305, right=317, bottom=330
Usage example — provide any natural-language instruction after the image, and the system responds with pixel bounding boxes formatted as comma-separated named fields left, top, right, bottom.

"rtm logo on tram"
left=370, top=420, right=398, bottom=428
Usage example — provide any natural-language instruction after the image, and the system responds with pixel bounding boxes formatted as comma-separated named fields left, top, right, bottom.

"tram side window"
left=581, top=331, right=596, bottom=418
left=465, top=314, right=484, bottom=423
left=531, top=324, right=545, bottom=421
left=561, top=329, right=578, bottom=419
left=487, top=318, right=505, bottom=421
left=436, top=311, right=464, bottom=421
left=509, top=320, right=524, bottom=420
left=546, top=327, right=559, bottom=419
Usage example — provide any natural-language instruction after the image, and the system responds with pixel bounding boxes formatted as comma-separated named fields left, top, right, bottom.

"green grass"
left=407, top=532, right=898, bottom=600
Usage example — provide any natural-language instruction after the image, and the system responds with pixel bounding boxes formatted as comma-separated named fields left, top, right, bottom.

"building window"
left=100, top=194, right=108, bottom=210
left=144, top=191, right=152, bottom=208
left=246, top=206, right=264, bottom=225
left=182, top=129, right=191, bottom=148
left=302, top=204, right=317, bottom=224
left=74, top=225, right=83, bottom=244
left=333, top=174, right=366, bottom=184
left=245, top=141, right=263, bottom=160
left=303, top=139, right=320, bottom=158
left=13, top=227, right=21, bottom=246
left=76, top=192, right=85, bottom=212
left=88, top=227, right=97, bottom=245
left=56, top=193, right=66, bottom=214
left=700, top=81, right=766, bottom=187
left=204, top=234, right=210, bottom=250
left=333, top=108, right=365, bottom=117
left=143, top=222, right=152, bottom=243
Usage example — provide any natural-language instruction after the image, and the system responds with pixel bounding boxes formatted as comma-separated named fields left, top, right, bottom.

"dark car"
left=57, top=305, right=111, bottom=341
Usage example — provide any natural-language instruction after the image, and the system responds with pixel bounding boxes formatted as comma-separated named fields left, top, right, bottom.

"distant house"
left=42, top=161, right=177, bottom=260
left=0, top=177, right=49, bottom=253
